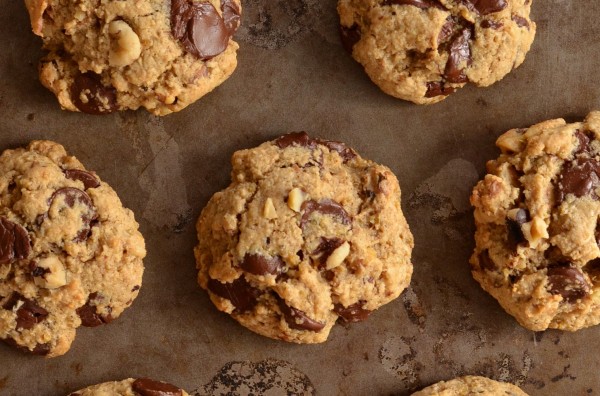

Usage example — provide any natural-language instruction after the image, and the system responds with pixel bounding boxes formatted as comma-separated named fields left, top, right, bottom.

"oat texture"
left=195, top=132, right=414, bottom=343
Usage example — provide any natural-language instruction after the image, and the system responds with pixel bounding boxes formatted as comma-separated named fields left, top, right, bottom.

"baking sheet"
left=1, top=1, right=600, bottom=395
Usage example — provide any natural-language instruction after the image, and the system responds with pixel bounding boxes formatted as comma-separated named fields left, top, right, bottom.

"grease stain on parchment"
left=379, top=336, right=423, bottom=390
left=195, top=359, right=315, bottom=395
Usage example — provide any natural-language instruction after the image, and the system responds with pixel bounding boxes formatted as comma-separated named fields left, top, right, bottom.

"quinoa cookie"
left=24, top=0, right=241, bottom=115
left=471, top=112, right=600, bottom=331
left=195, top=132, right=414, bottom=343
left=68, top=378, right=188, bottom=396
left=411, top=376, right=528, bottom=396
left=338, top=0, right=536, bottom=104
left=0, top=141, right=145, bottom=357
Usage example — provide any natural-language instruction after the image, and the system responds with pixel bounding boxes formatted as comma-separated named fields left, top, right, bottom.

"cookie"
left=471, top=111, right=600, bottom=331
left=195, top=132, right=414, bottom=343
left=0, top=141, right=145, bottom=357
left=68, top=378, right=188, bottom=396
left=24, top=0, right=241, bottom=115
left=337, top=0, right=535, bottom=104
left=411, top=376, right=528, bottom=396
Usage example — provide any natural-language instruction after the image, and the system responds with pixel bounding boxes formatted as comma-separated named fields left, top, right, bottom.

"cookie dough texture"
left=195, top=132, right=414, bottom=343
left=411, top=376, right=528, bottom=396
left=24, top=0, right=241, bottom=115
left=471, top=111, right=600, bottom=331
left=68, top=378, right=189, bottom=396
left=0, top=141, right=145, bottom=357
left=338, top=0, right=536, bottom=104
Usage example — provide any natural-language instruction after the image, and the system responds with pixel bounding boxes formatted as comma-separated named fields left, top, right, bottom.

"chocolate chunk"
left=50, top=187, right=98, bottom=242
left=478, top=250, right=496, bottom=271
left=3, top=293, right=48, bottom=330
left=77, top=293, right=112, bottom=327
left=0, top=217, right=31, bottom=265
left=511, top=14, right=529, bottom=28
left=241, top=253, right=284, bottom=276
left=71, top=73, right=118, bottom=115
left=64, top=169, right=100, bottom=189
left=277, top=298, right=325, bottom=332
left=382, top=0, right=444, bottom=10
left=221, top=0, right=241, bottom=35
left=275, top=132, right=316, bottom=149
left=300, top=200, right=351, bottom=229
left=438, top=17, right=455, bottom=44
left=462, top=0, right=507, bottom=15
left=3, top=337, right=51, bottom=356
left=316, top=139, right=357, bottom=162
left=506, top=208, right=529, bottom=249
left=555, top=158, right=600, bottom=203
left=132, top=378, right=183, bottom=396
left=575, top=130, right=592, bottom=154
left=171, top=0, right=230, bottom=60
left=481, top=19, right=503, bottom=29
left=547, top=265, right=590, bottom=303
left=340, top=24, right=361, bottom=53
left=425, top=81, right=456, bottom=97
left=207, top=277, right=261, bottom=312
left=313, top=238, right=344, bottom=266
left=334, top=301, right=371, bottom=323
left=444, top=28, right=472, bottom=83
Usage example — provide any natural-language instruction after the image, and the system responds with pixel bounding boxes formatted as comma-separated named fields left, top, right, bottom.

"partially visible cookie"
left=24, top=0, right=241, bottom=115
left=195, top=132, right=414, bottom=343
left=411, top=376, right=528, bottom=396
left=0, top=141, right=145, bottom=357
left=471, top=111, right=600, bottom=331
left=338, top=0, right=536, bottom=104
left=68, top=378, right=189, bottom=396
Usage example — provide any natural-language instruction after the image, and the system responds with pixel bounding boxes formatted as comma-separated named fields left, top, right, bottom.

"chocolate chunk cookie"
left=24, top=0, right=241, bottom=115
left=471, top=111, right=600, bottom=331
left=338, top=0, right=535, bottom=104
left=0, top=141, right=145, bottom=357
left=195, top=132, right=414, bottom=343
left=411, top=376, right=528, bottom=396
left=68, top=378, right=188, bottom=396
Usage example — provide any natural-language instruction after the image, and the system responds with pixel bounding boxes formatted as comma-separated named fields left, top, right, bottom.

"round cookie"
left=471, top=112, right=600, bottom=331
left=24, top=0, right=241, bottom=115
left=195, top=132, right=414, bottom=343
left=68, top=378, right=188, bottom=396
left=0, top=141, right=145, bottom=357
left=411, top=376, right=528, bottom=396
left=337, top=0, right=536, bottom=104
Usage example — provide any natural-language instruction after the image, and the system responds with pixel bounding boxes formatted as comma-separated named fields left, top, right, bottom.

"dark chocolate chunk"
left=340, top=24, right=361, bottom=53
left=334, top=301, right=371, bottom=323
left=555, top=158, right=600, bottom=203
left=50, top=187, right=98, bottom=242
left=132, top=378, right=183, bottom=396
left=511, top=14, right=529, bottom=28
left=241, top=253, right=284, bottom=276
left=76, top=293, right=112, bottom=327
left=444, top=28, right=472, bottom=83
left=275, top=131, right=316, bottom=149
left=316, top=139, right=357, bottom=162
left=71, top=73, right=118, bottom=115
left=0, top=217, right=31, bottom=265
left=506, top=208, right=529, bottom=249
left=382, top=0, right=444, bottom=10
left=438, top=17, right=455, bottom=44
left=481, top=19, right=503, bottom=29
left=478, top=250, right=496, bottom=271
left=547, top=265, right=590, bottom=303
left=221, top=0, right=241, bottom=35
left=3, top=293, right=48, bottom=330
left=462, top=0, right=507, bottom=15
left=574, top=130, right=592, bottom=154
left=64, top=169, right=101, bottom=189
left=277, top=298, right=325, bottom=332
left=171, top=0, right=230, bottom=60
left=425, top=81, right=456, bottom=97
left=207, top=277, right=261, bottom=312
left=313, top=238, right=344, bottom=266
left=300, top=199, right=351, bottom=229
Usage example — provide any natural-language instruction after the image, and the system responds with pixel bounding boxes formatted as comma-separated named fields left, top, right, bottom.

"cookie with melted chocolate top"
left=471, top=111, right=600, bottom=331
left=195, top=132, right=414, bottom=343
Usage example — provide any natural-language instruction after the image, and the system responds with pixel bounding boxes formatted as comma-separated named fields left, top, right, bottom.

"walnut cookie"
left=338, top=0, right=535, bottom=104
left=68, top=378, right=188, bottom=396
left=0, top=141, right=145, bottom=357
left=195, top=132, right=414, bottom=343
left=471, top=111, right=600, bottom=331
left=411, top=375, right=528, bottom=396
left=23, top=0, right=241, bottom=115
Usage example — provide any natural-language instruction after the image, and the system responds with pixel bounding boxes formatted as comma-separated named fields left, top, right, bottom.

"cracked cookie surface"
left=195, top=132, right=414, bottom=343
left=411, top=376, right=528, bottom=396
left=338, top=0, right=535, bottom=104
left=471, top=111, right=600, bottom=331
left=24, top=0, right=241, bottom=115
left=0, top=141, right=145, bottom=357
left=68, top=378, right=188, bottom=396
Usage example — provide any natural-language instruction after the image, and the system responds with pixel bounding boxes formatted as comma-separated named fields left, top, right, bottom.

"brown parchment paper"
left=1, top=1, right=600, bottom=395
